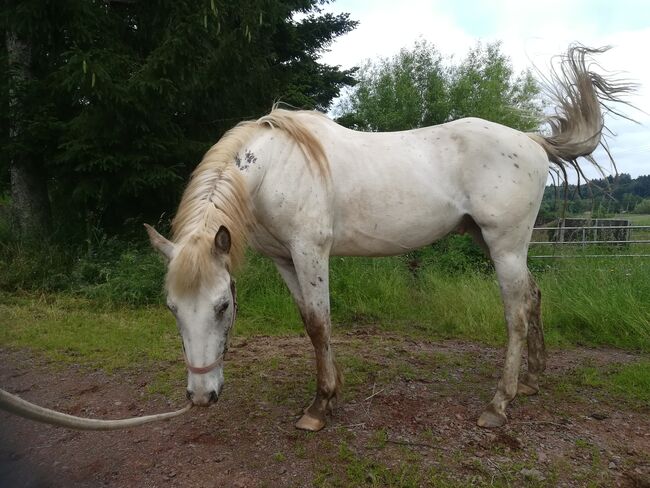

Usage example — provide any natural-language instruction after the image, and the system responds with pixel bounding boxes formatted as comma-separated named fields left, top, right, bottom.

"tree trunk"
left=6, top=30, right=52, bottom=237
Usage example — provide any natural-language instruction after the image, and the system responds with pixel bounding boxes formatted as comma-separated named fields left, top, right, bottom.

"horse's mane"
left=167, top=108, right=329, bottom=292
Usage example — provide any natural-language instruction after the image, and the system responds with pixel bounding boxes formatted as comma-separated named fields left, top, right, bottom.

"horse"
left=145, top=45, right=634, bottom=431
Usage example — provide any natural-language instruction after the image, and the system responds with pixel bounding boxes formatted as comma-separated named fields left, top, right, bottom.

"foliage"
left=633, top=198, right=650, bottom=214
left=3, top=238, right=648, bottom=352
left=1, top=0, right=357, bottom=235
left=0, top=237, right=165, bottom=305
left=335, top=40, right=542, bottom=132
left=541, top=173, right=650, bottom=218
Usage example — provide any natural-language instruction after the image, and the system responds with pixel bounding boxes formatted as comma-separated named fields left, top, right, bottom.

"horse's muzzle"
left=186, top=387, right=220, bottom=406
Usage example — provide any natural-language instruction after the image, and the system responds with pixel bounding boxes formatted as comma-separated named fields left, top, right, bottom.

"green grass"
left=1, top=249, right=649, bottom=375
left=0, top=293, right=179, bottom=370
left=537, top=259, right=650, bottom=350
left=237, top=251, right=649, bottom=351
left=617, top=213, right=650, bottom=225
left=550, top=358, right=650, bottom=409
left=577, top=361, right=650, bottom=404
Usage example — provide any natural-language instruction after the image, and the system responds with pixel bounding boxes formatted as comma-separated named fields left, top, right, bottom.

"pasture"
left=1, top=251, right=649, bottom=486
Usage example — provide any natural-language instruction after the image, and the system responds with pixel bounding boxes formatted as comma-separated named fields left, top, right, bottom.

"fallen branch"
left=363, top=388, right=385, bottom=402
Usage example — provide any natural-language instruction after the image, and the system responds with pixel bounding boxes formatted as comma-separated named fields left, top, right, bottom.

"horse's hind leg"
left=477, top=249, right=530, bottom=428
left=518, top=273, right=546, bottom=395
left=465, top=217, right=546, bottom=398
left=274, top=250, right=342, bottom=432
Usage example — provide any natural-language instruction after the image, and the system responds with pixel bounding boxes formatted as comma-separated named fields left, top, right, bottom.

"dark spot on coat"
left=514, top=163, right=520, bottom=168
left=234, top=150, right=257, bottom=171
left=310, top=282, right=316, bottom=287
left=318, top=276, right=323, bottom=282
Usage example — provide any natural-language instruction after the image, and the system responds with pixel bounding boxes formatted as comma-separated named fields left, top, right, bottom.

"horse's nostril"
left=208, top=390, right=218, bottom=404
left=186, top=389, right=193, bottom=401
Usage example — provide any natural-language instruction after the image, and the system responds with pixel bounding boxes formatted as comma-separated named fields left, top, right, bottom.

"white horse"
left=146, top=46, right=633, bottom=431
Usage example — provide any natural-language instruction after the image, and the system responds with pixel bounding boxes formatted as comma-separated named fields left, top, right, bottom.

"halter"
left=183, top=279, right=238, bottom=375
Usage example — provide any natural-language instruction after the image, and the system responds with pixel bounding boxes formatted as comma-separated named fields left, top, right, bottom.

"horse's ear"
left=214, top=225, right=231, bottom=254
left=144, top=224, right=174, bottom=261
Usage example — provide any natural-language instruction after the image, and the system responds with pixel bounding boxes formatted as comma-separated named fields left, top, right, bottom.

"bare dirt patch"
left=1, top=333, right=649, bottom=487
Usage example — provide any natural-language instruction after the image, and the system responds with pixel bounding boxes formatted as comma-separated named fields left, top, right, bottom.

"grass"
left=237, top=248, right=649, bottom=351
left=618, top=213, right=650, bottom=225
left=574, top=361, right=650, bottom=405
left=0, top=293, right=179, bottom=370
left=1, top=220, right=649, bottom=406
left=1, top=250, right=649, bottom=366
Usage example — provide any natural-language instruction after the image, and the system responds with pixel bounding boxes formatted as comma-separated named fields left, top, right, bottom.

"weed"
left=367, top=428, right=388, bottom=449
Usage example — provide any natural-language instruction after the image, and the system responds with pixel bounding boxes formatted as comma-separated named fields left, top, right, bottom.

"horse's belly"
left=331, top=188, right=463, bottom=256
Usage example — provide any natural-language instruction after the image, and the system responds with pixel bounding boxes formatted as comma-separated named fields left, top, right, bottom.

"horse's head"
left=145, top=224, right=236, bottom=406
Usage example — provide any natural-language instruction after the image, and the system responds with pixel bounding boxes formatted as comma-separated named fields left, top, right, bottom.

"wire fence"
left=529, top=224, right=650, bottom=258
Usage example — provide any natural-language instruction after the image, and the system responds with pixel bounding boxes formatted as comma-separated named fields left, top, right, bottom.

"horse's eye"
left=216, top=301, right=229, bottom=316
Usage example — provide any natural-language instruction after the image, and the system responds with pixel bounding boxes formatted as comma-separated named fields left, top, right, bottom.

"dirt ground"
left=1, top=332, right=649, bottom=487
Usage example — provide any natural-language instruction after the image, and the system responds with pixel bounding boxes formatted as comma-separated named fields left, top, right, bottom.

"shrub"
left=633, top=199, right=650, bottom=214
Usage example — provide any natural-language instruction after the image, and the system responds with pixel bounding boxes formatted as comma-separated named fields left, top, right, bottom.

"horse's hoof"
left=477, top=409, right=507, bottom=428
left=517, top=381, right=539, bottom=396
left=295, top=413, right=326, bottom=432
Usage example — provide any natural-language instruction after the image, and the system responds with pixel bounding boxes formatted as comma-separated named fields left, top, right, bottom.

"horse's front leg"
left=274, top=250, right=342, bottom=432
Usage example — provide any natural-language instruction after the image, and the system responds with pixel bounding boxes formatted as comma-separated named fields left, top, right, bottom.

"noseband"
left=183, top=279, right=238, bottom=375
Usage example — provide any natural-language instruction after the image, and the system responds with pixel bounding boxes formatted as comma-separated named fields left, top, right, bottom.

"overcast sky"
left=318, top=0, right=650, bottom=179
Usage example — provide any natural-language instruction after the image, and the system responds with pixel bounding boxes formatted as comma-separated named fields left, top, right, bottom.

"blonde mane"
left=167, top=108, right=329, bottom=292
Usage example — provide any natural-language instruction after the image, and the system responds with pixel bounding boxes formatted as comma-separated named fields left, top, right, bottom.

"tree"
left=335, top=40, right=542, bottom=132
left=5, top=28, right=52, bottom=237
left=1, top=0, right=357, bottom=239
left=540, top=173, right=650, bottom=216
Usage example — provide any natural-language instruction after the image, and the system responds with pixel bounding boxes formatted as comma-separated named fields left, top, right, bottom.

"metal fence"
left=529, top=224, right=650, bottom=258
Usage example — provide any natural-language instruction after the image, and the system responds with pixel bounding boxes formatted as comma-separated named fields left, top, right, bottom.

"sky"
left=317, top=0, right=650, bottom=179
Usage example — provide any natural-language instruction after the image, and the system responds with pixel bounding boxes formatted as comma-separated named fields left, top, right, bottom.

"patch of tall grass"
left=236, top=248, right=649, bottom=351
left=1, top=230, right=648, bottom=353
left=539, top=259, right=650, bottom=350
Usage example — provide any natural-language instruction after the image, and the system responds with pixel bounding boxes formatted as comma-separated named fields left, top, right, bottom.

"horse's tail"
left=528, top=45, right=636, bottom=178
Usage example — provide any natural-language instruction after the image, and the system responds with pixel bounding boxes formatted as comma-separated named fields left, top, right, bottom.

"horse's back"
left=245, top=114, right=549, bottom=257
left=323, top=118, right=548, bottom=254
